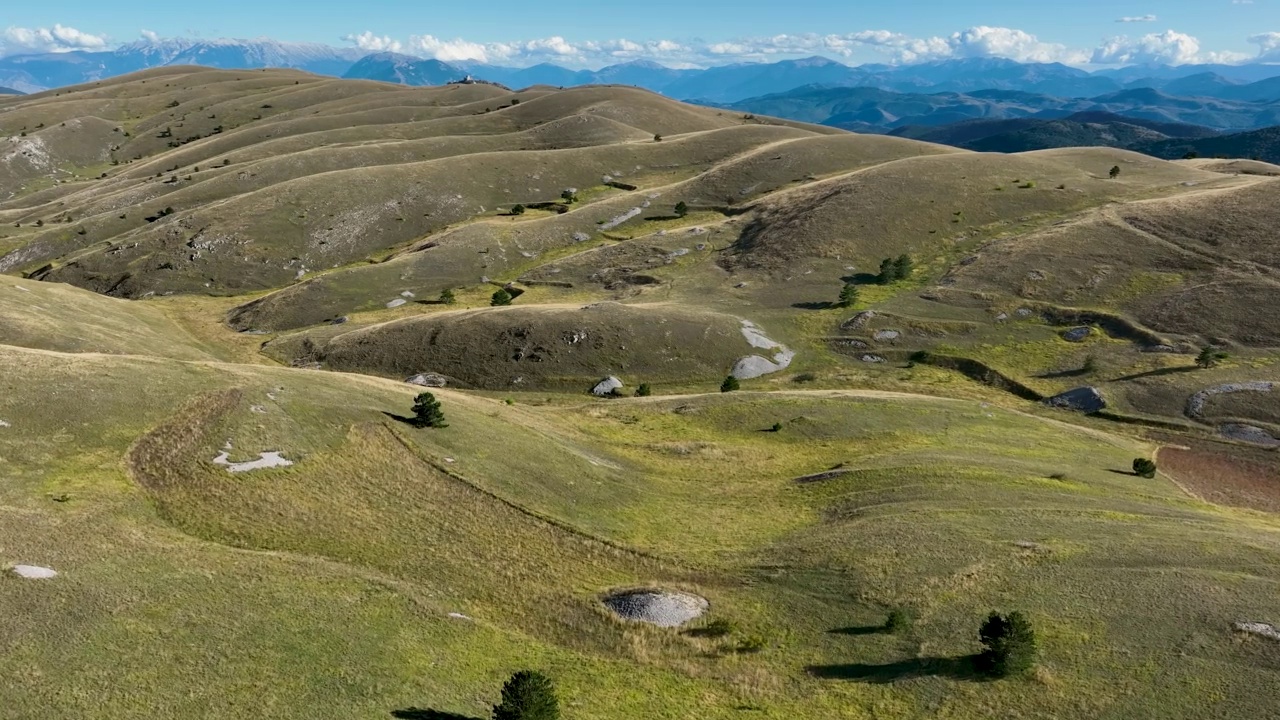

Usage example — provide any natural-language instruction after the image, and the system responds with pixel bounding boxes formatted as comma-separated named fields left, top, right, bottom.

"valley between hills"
left=1, top=66, right=1278, bottom=720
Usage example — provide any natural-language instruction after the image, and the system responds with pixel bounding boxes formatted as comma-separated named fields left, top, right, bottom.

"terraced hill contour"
left=2, top=67, right=1278, bottom=720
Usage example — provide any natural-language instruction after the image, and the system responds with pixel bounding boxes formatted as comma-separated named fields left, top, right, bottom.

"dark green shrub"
left=720, top=375, right=740, bottom=393
left=892, top=254, right=914, bottom=281
left=635, top=383, right=652, bottom=397
left=737, top=634, right=767, bottom=653
left=493, top=670, right=559, bottom=720
left=439, top=288, right=457, bottom=304
left=1132, top=458, right=1157, bottom=478
left=1196, top=346, right=1228, bottom=368
left=836, top=282, right=858, bottom=308
left=510, top=204, right=525, bottom=215
left=674, top=201, right=688, bottom=217
left=884, top=608, right=912, bottom=634
left=491, top=288, right=513, bottom=306
left=700, top=618, right=736, bottom=637
left=977, top=611, right=1037, bottom=677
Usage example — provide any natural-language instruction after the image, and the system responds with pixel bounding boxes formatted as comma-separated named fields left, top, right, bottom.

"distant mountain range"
left=723, top=84, right=1280, bottom=132
left=870, top=111, right=1278, bottom=164
left=4, top=39, right=1280, bottom=105
left=0, top=86, right=22, bottom=95
left=0, top=39, right=363, bottom=93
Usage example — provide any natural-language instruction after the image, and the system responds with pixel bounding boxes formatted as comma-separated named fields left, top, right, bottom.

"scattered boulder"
left=1015, top=308, right=1033, bottom=318
left=1061, top=327, right=1092, bottom=343
left=331, top=316, right=349, bottom=325
left=841, top=311, right=876, bottom=331
left=1044, top=386, right=1106, bottom=413
left=860, top=354, right=886, bottom=363
left=592, top=376, right=623, bottom=396
left=873, top=330, right=900, bottom=341
left=602, top=589, right=708, bottom=627
left=1234, top=622, right=1280, bottom=641
left=1141, top=344, right=1175, bottom=353
left=0, top=419, right=9, bottom=428
left=406, top=373, right=449, bottom=388
left=10, top=564, right=57, bottom=579
left=386, top=298, right=407, bottom=309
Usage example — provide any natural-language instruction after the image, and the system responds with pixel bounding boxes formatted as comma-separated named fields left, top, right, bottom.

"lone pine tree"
left=411, top=392, right=448, bottom=428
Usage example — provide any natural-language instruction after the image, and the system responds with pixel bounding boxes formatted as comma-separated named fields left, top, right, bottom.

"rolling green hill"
left=2, top=67, right=1279, bottom=720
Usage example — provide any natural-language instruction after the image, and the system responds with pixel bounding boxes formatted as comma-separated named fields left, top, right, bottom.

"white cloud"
left=1117, top=15, right=1158, bottom=23
left=140, top=29, right=160, bottom=43
left=1, top=24, right=109, bottom=55
left=1091, top=30, right=1204, bottom=65
left=1250, top=31, right=1280, bottom=60
left=342, top=31, right=402, bottom=54
left=409, top=35, right=495, bottom=63
left=948, top=26, right=1087, bottom=63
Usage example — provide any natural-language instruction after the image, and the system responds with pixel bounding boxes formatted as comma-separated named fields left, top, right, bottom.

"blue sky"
left=3, top=0, right=1278, bottom=67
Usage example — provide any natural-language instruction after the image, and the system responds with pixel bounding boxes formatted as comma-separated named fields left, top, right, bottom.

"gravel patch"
left=603, top=589, right=708, bottom=627
left=1219, top=424, right=1280, bottom=447
left=841, top=311, right=876, bottom=331
left=860, top=354, right=887, bottom=363
left=873, top=330, right=900, bottom=341
left=213, top=451, right=294, bottom=473
left=1061, top=327, right=1092, bottom=342
left=10, top=564, right=57, bottom=579
left=600, top=207, right=642, bottom=230
left=1235, top=622, right=1280, bottom=641
left=1186, top=382, right=1274, bottom=419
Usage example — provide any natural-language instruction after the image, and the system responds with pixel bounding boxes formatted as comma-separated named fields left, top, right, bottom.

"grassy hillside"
left=2, top=66, right=1279, bottom=720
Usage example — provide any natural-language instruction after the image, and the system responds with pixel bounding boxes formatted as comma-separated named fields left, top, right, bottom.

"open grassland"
left=2, top=67, right=1280, bottom=720
left=3, top=343, right=1279, bottom=720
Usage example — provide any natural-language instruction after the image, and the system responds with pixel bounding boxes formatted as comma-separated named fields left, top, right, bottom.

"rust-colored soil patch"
left=1159, top=439, right=1280, bottom=513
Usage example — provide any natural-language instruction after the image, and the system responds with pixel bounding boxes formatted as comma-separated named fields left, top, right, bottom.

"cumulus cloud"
left=1, top=24, right=109, bottom=55
left=1117, top=15, right=1158, bottom=23
left=1091, top=30, right=1204, bottom=64
left=140, top=29, right=160, bottom=43
left=1250, top=31, right=1280, bottom=60
left=331, top=26, right=1280, bottom=68
left=342, top=31, right=402, bottom=54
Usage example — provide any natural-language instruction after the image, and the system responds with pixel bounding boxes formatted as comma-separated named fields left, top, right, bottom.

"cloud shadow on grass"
left=807, top=654, right=989, bottom=683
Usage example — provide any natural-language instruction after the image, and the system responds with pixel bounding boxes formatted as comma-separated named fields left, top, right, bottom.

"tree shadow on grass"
left=1110, top=366, right=1197, bottom=382
left=792, top=301, right=835, bottom=310
left=391, top=710, right=481, bottom=720
left=1107, top=469, right=1140, bottom=477
left=807, top=654, right=989, bottom=683
left=381, top=411, right=422, bottom=427
left=841, top=272, right=882, bottom=285
left=1035, top=367, right=1090, bottom=379
left=827, top=625, right=888, bottom=636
